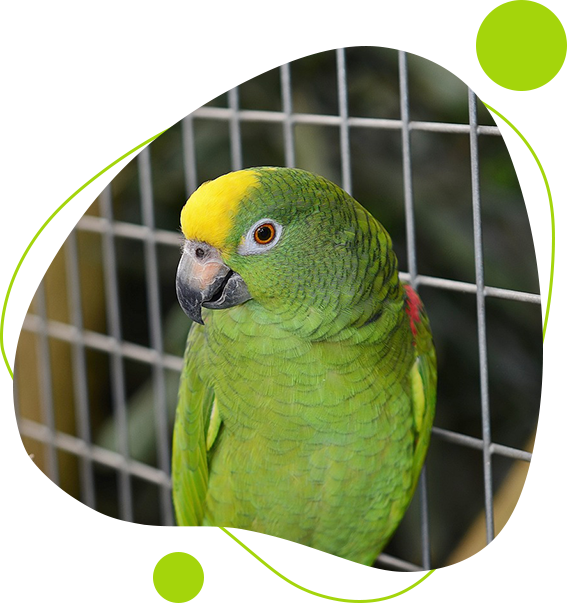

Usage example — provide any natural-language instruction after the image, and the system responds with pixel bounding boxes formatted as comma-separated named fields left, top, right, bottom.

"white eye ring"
left=238, top=219, right=283, bottom=255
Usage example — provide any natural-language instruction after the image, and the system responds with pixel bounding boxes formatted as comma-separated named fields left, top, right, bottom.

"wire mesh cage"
left=13, top=47, right=542, bottom=571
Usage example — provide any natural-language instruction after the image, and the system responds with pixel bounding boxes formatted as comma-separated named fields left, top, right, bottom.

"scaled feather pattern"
left=172, top=167, right=436, bottom=566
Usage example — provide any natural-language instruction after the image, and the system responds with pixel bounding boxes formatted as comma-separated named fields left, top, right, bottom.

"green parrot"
left=172, top=167, right=436, bottom=566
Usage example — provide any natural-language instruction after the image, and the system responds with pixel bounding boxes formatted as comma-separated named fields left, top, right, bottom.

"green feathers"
left=172, top=167, right=436, bottom=565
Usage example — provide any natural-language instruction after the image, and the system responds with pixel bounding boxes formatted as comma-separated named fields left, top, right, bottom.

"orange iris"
left=254, top=223, right=276, bottom=244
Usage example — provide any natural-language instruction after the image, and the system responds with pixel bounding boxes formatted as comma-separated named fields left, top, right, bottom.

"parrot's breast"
left=201, top=302, right=417, bottom=564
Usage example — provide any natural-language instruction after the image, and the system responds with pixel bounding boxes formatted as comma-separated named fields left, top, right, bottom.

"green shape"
left=153, top=552, right=204, bottom=603
left=215, top=528, right=488, bottom=603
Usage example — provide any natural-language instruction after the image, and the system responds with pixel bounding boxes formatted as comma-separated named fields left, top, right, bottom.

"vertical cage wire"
left=398, top=50, right=431, bottom=570
left=468, top=89, right=495, bottom=543
left=182, top=116, right=198, bottom=198
left=280, top=62, right=296, bottom=168
left=14, top=47, right=540, bottom=570
left=99, top=186, right=134, bottom=522
left=229, top=87, right=243, bottom=172
left=399, top=51, right=418, bottom=285
left=64, top=230, right=96, bottom=508
left=34, top=281, right=59, bottom=485
left=138, top=148, right=175, bottom=526
left=336, top=48, right=352, bottom=196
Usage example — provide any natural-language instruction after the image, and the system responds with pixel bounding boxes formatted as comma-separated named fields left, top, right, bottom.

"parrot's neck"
left=254, top=252, right=406, bottom=344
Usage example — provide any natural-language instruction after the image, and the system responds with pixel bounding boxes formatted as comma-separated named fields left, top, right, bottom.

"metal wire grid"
left=14, top=49, right=538, bottom=572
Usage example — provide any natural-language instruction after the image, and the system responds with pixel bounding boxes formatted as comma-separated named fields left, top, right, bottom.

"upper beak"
left=176, top=240, right=251, bottom=324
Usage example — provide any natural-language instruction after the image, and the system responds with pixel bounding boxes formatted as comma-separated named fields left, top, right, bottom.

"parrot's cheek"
left=176, top=240, right=252, bottom=324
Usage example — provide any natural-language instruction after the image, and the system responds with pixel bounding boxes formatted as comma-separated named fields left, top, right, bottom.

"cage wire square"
left=14, top=48, right=542, bottom=571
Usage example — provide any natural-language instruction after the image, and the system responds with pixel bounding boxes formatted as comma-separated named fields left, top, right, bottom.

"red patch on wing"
left=404, top=284, right=423, bottom=342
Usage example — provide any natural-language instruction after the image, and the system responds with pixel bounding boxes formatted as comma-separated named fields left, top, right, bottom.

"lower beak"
left=176, top=240, right=251, bottom=324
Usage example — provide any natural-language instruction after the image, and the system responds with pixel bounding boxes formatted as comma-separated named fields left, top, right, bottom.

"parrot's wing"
left=172, top=322, right=221, bottom=525
left=404, top=285, right=437, bottom=484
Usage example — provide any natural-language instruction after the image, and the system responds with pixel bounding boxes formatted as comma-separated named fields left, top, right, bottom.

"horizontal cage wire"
left=14, top=48, right=540, bottom=572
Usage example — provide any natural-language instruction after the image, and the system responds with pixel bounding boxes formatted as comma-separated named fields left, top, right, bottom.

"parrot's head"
left=176, top=167, right=399, bottom=334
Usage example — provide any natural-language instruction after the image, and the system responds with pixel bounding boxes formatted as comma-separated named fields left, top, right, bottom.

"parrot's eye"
left=254, top=223, right=276, bottom=244
left=238, top=219, right=283, bottom=256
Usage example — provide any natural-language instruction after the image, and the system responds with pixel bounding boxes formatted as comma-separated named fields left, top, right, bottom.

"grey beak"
left=176, top=240, right=251, bottom=324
